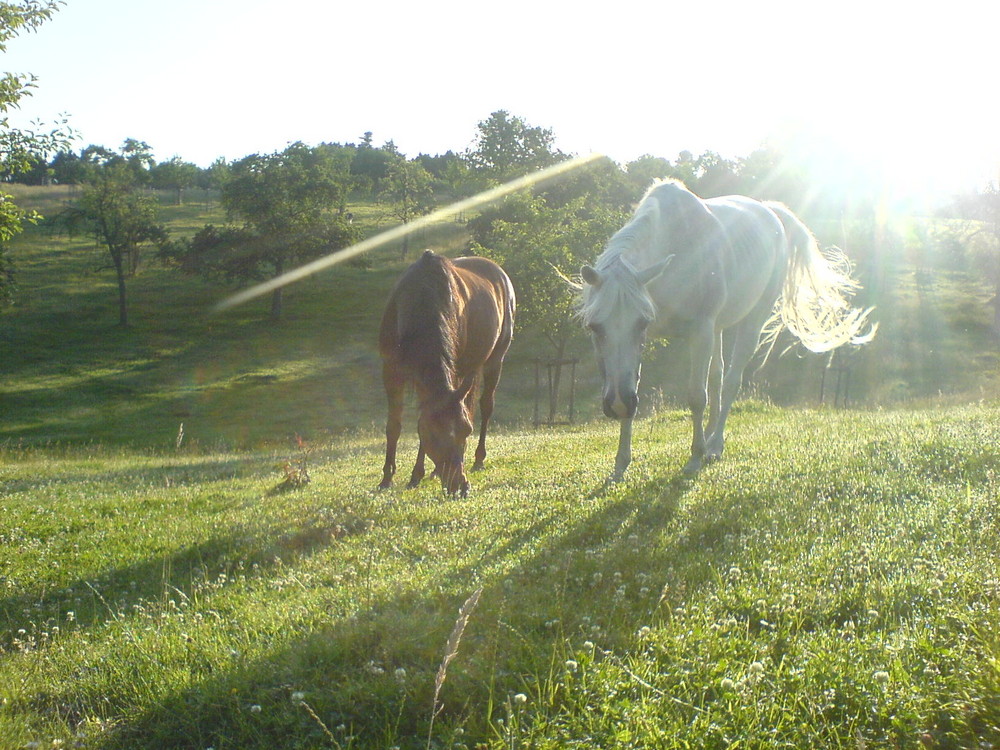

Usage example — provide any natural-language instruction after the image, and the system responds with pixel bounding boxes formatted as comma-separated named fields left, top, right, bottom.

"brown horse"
left=378, top=250, right=515, bottom=495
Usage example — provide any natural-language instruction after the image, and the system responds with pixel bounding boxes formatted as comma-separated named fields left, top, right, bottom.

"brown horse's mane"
left=393, top=251, right=460, bottom=395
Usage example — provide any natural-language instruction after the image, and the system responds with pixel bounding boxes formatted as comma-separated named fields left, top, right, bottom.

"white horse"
left=578, top=179, right=875, bottom=478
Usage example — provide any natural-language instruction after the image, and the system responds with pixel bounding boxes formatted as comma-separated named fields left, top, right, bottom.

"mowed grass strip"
left=0, top=402, right=998, bottom=749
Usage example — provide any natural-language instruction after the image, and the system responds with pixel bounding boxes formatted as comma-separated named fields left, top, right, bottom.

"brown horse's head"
left=418, top=374, right=476, bottom=495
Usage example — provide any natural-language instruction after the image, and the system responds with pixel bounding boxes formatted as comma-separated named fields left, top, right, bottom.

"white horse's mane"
left=577, top=179, right=686, bottom=326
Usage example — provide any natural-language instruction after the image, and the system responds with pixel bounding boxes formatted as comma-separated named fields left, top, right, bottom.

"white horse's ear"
left=637, top=255, right=673, bottom=286
left=581, top=265, right=601, bottom=288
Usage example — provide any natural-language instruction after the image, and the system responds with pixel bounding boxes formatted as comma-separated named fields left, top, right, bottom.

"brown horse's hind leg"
left=472, top=362, right=503, bottom=471
left=380, top=364, right=405, bottom=490
left=407, top=442, right=427, bottom=488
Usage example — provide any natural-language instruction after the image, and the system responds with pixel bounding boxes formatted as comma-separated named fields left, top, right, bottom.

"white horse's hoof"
left=682, top=457, right=702, bottom=475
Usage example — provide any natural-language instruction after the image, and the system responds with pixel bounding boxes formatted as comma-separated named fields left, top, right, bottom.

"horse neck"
left=602, top=200, right=680, bottom=270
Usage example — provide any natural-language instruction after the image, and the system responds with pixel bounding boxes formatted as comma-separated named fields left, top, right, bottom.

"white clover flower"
left=291, top=691, right=305, bottom=701
left=513, top=693, right=528, bottom=705
left=394, top=668, right=407, bottom=682
left=249, top=704, right=261, bottom=714
left=874, top=670, right=890, bottom=684
left=637, top=626, right=651, bottom=638
left=720, top=678, right=736, bottom=691
left=583, top=640, right=595, bottom=650
left=565, top=659, right=579, bottom=672
left=749, top=661, right=765, bottom=676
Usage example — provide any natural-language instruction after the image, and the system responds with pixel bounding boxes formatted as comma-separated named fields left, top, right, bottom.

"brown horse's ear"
left=581, top=265, right=601, bottom=288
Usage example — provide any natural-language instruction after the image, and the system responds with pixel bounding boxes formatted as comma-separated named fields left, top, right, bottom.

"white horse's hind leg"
left=706, top=312, right=770, bottom=459
left=683, top=320, right=715, bottom=475
left=612, top=417, right=633, bottom=482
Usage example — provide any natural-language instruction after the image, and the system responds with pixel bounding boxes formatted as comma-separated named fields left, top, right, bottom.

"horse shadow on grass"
left=9, top=455, right=761, bottom=750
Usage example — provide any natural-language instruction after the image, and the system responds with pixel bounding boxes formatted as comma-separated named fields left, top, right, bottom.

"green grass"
left=0, top=404, right=998, bottom=748
left=1, top=186, right=999, bottom=748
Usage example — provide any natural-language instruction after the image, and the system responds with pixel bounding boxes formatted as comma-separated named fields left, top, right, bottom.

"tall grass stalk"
left=428, top=586, right=484, bottom=748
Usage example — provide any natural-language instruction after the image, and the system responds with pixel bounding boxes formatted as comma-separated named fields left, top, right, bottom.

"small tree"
left=150, top=156, right=200, bottom=204
left=380, top=157, right=434, bottom=258
left=465, top=110, right=562, bottom=181
left=473, top=193, right=628, bottom=421
left=63, top=164, right=168, bottom=326
left=164, top=142, right=358, bottom=319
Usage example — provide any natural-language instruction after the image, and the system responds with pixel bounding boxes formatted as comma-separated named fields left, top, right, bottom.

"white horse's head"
left=579, top=255, right=671, bottom=420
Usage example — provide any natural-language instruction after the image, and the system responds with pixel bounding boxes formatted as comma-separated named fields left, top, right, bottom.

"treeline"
left=7, top=109, right=1000, bottom=344
left=6, top=110, right=872, bottom=218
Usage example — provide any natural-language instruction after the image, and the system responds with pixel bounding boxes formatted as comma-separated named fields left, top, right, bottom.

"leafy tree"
left=119, top=138, right=154, bottom=184
left=0, top=0, right=72, bottom=307
left=379, top=157, right=434, bottom=258
left=465, top=110, right=562, bottom=181
left=165, top=142, right=358, bottom=319
left=47, top=149, right=87, bottom=183
left=61, top=163, right=168, bottom=326
left=950, top=185, right=1000, bottom=339
left=200, top=157, right=229, bottom=191
left=690, top=150, right=740, bottom=197
left=624, top=155, right=674, bottom=195
left=473, top=192, right=628, bottom=421
left=150, top=156, right=200, bottom=204
left=350, top=134, right=400, bottom=197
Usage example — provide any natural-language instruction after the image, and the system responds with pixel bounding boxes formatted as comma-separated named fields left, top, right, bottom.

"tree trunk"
left=270, top=287, right=283, bottom=320
left=113, top=253, right=129, bottom=327
left=270, top=258, right=284, bottom=320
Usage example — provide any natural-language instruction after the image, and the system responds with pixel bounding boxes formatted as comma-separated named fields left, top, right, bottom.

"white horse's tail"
left=765, top=201, right=877, bottom=353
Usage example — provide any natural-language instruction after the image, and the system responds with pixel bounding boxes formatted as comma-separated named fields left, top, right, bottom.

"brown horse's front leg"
left=380, top=364, right=405, bottom=490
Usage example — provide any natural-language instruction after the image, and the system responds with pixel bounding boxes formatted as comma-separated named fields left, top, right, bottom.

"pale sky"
left=5, top=0, right=1000, bottom=197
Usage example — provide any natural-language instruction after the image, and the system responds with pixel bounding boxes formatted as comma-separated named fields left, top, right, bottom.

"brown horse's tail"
left=764, top=201, right=877, bottom=354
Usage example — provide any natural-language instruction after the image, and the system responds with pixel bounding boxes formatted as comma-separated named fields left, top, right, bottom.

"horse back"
left=701, top=196, right=788, bottom=327
left=450, top=256, right=516, bottom=372
left=378, top=253, right=514, bottom=378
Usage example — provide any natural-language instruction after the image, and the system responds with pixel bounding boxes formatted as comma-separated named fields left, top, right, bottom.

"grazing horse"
left=578, top=179, right=875, bottom=479
left=379, top=250, right=515, bottom=495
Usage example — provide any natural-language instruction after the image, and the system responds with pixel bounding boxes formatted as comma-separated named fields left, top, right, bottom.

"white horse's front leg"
left=612, top=417, right=634, bottom=482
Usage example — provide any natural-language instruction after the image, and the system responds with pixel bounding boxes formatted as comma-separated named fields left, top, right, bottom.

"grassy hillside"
left=0, top=404, right=997, bottom=748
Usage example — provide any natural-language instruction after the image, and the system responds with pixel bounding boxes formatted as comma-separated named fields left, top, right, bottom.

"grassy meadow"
left=0, top=406, right=998, bottom=749
left=0, top=186, right=999, bottom=748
